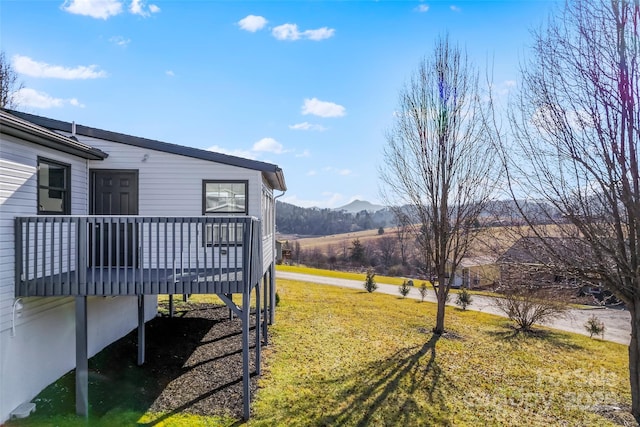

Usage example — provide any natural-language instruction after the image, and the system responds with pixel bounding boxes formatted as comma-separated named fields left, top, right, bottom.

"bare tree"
left=493, top=282, right=569, bottom=332
left=377, top=235, right=397, bottom=272
left=380, top=36, right=500, bottom=335
left=392, top=208, right=412, bottom=266
left=0, top=52, right=23, bottom=109
left=503, top=0, right=640, bottom=420
left=293, top=241, right=301, bottom=266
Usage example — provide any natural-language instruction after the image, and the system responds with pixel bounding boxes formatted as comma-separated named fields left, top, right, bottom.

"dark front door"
left=90, top=170, right=139, bottom=267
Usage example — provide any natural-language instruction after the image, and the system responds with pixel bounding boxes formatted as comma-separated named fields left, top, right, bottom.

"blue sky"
left=1, top=0, right=558, bottom=208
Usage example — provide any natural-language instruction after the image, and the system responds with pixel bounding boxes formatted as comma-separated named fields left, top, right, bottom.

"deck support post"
left=242, top=290, right=251, bottom=421
left=168, top=294, right=174, bottom=318
left=255, top=282, right=261, bottom=376
left=137, top=295, right=145, bottom=366
left=262, top=272, right=268, bottom=346
left=269, top=264, right=275, bottom=325
left=75, top=296, right=88, bottom=418
left=226, top=293, right=234, bottom=320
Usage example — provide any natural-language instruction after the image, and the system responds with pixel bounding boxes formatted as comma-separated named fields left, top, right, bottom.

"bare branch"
left=380, top=35, right=501, bottom=334
left=0, top=52, right=24, bottom=109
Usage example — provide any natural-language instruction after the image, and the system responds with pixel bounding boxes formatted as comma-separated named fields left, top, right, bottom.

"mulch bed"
left=90, top=301, right=259, bottom=420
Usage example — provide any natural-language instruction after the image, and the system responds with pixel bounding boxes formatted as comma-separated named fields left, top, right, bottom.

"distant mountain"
left=334, top=200, right=385, bottom=214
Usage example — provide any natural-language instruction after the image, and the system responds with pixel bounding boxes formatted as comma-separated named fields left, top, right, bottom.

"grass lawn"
left=6, top=280, right=631, bottom=426
left=251, top=279, right=630, bottom=426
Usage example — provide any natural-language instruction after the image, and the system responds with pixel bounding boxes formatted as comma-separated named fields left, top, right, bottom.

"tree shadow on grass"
left=486, top=322, right=585, bottom=351
left=314, top=334, right=447, bottom=427
left=16, top=304, right=258, bottom=425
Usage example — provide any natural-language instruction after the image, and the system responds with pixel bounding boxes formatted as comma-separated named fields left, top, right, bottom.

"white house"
left=0, top=109, right=286, bottom=422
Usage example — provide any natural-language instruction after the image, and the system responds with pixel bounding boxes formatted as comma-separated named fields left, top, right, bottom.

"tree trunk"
left=433, top=289, right=447, bottom=335
left=630, top=299, right=640, bottom=422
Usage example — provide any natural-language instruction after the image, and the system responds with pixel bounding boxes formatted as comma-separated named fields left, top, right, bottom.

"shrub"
left=399, top=280, right=411, bottom=298
left=275, top=292, right=281, bottom=306
left=364, top=269, right=377, bottom=293
left=419, top=282, right=429, bottom=302
left=584, top=314, right=606, bottom=339
left=455, top=288, right=472, bottom=310
left=493, top=284, right=569, bottom=332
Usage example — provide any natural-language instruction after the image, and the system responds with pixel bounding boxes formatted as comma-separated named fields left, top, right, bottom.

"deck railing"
left=15, top=216, right=262, bottom=297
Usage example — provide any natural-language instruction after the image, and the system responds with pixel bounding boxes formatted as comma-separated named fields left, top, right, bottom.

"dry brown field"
left=282, top=224, right=555, bottom=259
left=279, top=227, right=398, bottom=253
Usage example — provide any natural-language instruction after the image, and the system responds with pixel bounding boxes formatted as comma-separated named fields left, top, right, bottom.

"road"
left=277, top=271, right=631, bottom=346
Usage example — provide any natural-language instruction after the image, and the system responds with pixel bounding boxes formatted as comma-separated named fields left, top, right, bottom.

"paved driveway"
left=277, top=271, right=631, bottom=345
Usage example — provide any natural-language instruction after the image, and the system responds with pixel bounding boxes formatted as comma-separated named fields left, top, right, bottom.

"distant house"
left=0, top=109, right=285, bottom=422
left=459, top=256, right=498, bottom=289
left=497, top=236, right=595, bottom=289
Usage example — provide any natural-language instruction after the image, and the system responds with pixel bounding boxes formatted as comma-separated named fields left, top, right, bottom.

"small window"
left=38, top=158, right=71, bottom=214
left=203, top=181, right=247, bottom=214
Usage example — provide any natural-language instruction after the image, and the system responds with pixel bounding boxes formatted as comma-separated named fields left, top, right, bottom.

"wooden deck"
left=17, top=267, right=245, bottom=297
left=15, top=215, right=262, bottom=298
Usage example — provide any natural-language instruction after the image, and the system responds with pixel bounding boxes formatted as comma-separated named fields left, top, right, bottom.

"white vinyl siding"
left=261, top=181, right=275, bottom=271
left=0, top=134, right=156, bottom=423
left=0, top=135, right=89, bottom=332
left=83, top=137, right=263, bottom=218
left=83, top=137, right=269, bottom=272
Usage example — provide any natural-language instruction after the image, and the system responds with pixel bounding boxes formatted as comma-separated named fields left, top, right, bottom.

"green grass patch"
left=277, top=264, right=408, bottom=285
left=251, top=279, right=630, bottom=426
left=276, top=264, right=499, bottom=296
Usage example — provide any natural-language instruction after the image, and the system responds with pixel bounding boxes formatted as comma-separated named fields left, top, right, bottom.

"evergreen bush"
left=364, top=269, right=377, bottom=293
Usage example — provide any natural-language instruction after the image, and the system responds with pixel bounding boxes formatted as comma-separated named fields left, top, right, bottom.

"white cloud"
left=272, top=23, right=300, bottom=41
left=306, top=169, right=317, bottom=176
left=207, top=145, right=256, bottom=159
left=450, top=5, right=461, bottom=12
left=207, top=138, right=287, bottom=159
left=13, top=88, right=84, bottom=109
left=272, top=23, right=335, bottom=41
left=166, top=70, right=175, bottom=77
left=322, top=166, right=353, bottom=176
left=238, top=15, right=268, bottom=32
left=130, top=0, right=160, bottom=17
left=489, top=80, right=517, bottom=96
left=288, top=122, right=327, bottom=131
left=303, top=27, right=335, bottom=41
left=252, top=137, right=284, bottom=154
left=302, top=98, right=346, bottom=118
left=416, top=4, right=430, bottom=12
left=13, top=55, right=107, bottom=79
left=61, top=0, right=123, bottom=19
left=69, top=98, right=86, bottom=108
left=296, top=149, right=312, bottom=158
left=109, top=36, right=131, bottom=47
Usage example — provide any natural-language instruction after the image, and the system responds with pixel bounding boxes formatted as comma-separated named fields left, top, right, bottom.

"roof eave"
left=1, top=111, right=108, bottom=160
left=7, top=110, right=285, bottom=177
